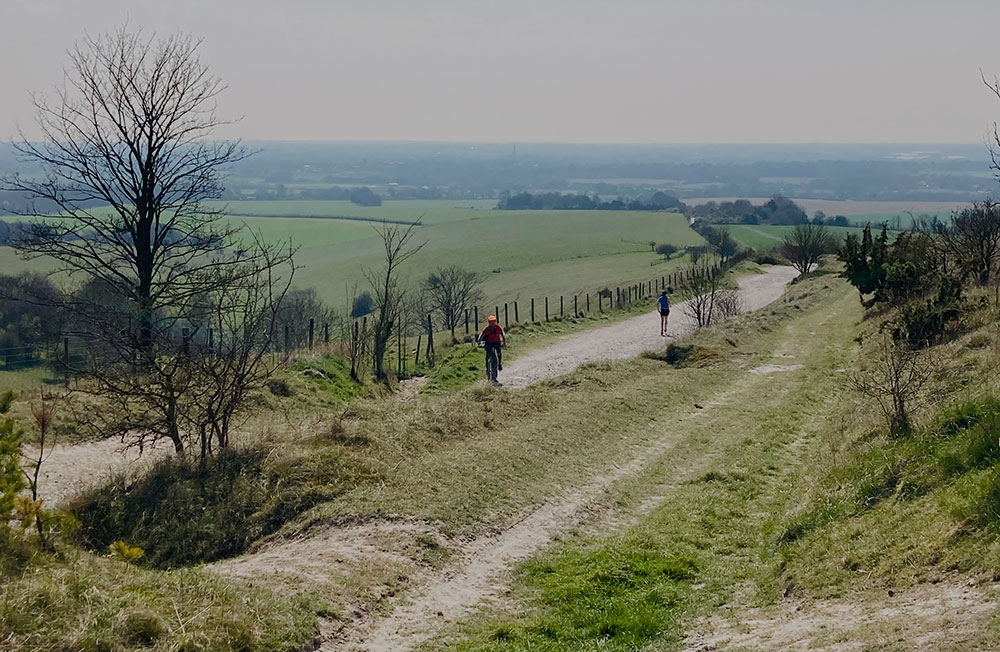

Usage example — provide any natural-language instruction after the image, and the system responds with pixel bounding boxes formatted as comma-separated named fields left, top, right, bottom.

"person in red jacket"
left=476, top=314, right=507, bottom=376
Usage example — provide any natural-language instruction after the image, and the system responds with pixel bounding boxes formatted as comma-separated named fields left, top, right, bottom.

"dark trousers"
left=485, top=342, right=502, bottom=368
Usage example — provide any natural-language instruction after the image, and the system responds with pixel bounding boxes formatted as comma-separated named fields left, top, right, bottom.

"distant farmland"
left=683, top=197, right=969, bottom=217
left=0, top=200, right=706, bottom=309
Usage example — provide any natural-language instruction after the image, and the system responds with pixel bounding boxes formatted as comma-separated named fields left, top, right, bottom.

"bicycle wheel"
left=485, top=348, right=498, bottom=382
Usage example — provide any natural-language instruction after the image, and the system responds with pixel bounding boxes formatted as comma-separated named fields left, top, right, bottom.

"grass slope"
left=419, top=273, right=863, bottom=651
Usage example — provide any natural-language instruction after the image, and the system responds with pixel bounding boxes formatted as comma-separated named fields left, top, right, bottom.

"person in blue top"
left=657, top=290, right=670, bottom=336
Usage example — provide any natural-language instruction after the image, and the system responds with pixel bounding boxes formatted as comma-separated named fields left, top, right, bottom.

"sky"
left=2, top=0, right=1000, bottom=144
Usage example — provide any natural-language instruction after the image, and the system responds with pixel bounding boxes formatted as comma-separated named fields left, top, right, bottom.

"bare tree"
left=423, top=265, right=483, bottom=339
left=933, top=200, right=1000, bottom=286
left=781, top=223, right=837, bottom=274
left=709, top=227, right=740, bottom=266
left=984, top=70, right=1000, bottom=183
left=684, top=267, right=720, bottom=327
left=275, top=288, right=336, bottom=350
left=713, top=288, right=745, bottom=321
left=365, top=223, right=424, bottom=381
left=339, top=284, right=370, bottom=382
left=687, top=246, right=707, bottom=265
left=3, top=28, right=254, bottom=356
left=1, top=27, right=294, bottom=455
left=183, top=242, right=295, bottom=458
left=850, top=332, right=935, bottom=438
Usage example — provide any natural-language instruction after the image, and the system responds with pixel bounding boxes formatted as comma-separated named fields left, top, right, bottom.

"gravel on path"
left=499, top=265, right=799, bottom=389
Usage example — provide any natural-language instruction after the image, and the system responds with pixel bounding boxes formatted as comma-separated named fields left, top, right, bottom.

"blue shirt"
left=658, top=295, right=669, bottom=310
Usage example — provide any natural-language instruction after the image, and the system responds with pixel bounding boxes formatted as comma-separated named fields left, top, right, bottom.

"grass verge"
left=0, top=528, right=318, bottom=652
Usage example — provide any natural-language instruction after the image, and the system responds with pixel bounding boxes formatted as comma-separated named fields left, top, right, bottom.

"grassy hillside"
left=9, top=267, right=1000, bottom=650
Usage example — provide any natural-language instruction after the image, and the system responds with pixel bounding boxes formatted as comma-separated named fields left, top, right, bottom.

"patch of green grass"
left=775, top=392, right=1000, bottom=594
left=726, top=224, right=871, bottom=251
left=0, top=365, right=62, bottom=391
left=207, top=199, right=497, bottom=225
left=288, top=353, right=364, bottom=402
left=452, top=543, right=696, bottom=651
left=425, top=344, right=485, bottom=391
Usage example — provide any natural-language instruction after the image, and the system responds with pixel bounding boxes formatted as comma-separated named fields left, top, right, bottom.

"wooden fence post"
left=560, top=295, right=564, bottom=318
left=545, top=297, right=549, bottom=321
left=587, top=293, right=591, bottom=313
left=308, top=318, right=315, bottom=349
left=284, top=324, right=290, bottom=352
left=425, top=314, right=435, bottom=367
left=514, top=301, right=519, bottom=323
left=351, top=321, right=360, bottom=379
left=324, top=322, right=330, bottom=344
left=574, top=295, right=578, bottom=317
left=504, top=303, right=509, bottom=327
left=475, top=306, right=479, bottom=331
left=465, top=310, right=469, bottom=335
left=63, top=336, right=69, bottom=387
left=414, top=334, right=421, bottom=365
left=531, top=298, right=535, bottom=321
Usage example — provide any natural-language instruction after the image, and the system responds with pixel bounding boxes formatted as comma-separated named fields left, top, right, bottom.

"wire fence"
left=0, top=253, right=749, bottom=387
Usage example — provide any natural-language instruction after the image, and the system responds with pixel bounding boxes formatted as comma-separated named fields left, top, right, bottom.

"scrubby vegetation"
left=766, top=209, right=1000, bottom=608
left=70, top=447, right=361, bottom=568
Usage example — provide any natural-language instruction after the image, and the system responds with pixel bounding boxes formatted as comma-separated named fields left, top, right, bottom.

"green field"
left=1, top=201, right=703, bottom=308
left=847, top=211, right=953, bottom=228
left=724, top=224, right=869, bottom=250
left=212, top=199, right=498, bottom=225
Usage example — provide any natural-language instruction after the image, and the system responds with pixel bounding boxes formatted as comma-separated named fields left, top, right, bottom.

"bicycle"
left=484, top=343, right=500, bottom=384
left=478, top=341, right=503, bottom=384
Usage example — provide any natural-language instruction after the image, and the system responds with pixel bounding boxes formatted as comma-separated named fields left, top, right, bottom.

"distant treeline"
left=688, top=196, right=811, bottom=225
left=497, top=191, right=687, bottom=211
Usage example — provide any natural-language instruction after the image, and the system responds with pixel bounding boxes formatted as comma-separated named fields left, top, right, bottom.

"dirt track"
left=33, top=264, right=801, bottom=652
left=321, top=265, right=799, bottom=652
left=500, top=265, right=798, bottom=388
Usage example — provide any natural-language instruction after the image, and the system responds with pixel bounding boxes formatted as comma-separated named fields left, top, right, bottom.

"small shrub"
left=967, top=333, right=992, bottom=349
left=71, top=448, right=359, bottom=568
left=107, top=540, right=144, bottom=564
left=653, top=343, right=718, bottom=368
left=0, top=526, right=34, bottom=574
left=892, top=277, right=964, bottom=349
left=267, top=379, right=293, bottom=397
left=119, top=610, right=165, bottom=646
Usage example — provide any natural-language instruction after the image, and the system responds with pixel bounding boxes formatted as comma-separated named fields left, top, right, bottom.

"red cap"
left=487, top=315, right=497, bottom=322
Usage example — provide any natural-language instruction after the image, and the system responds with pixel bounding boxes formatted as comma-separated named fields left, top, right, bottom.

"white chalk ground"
left=500, top=265, right=799, bottom=388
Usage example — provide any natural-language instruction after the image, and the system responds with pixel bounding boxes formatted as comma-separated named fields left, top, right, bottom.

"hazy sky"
left=3, top=0, right=1000, bottom=144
